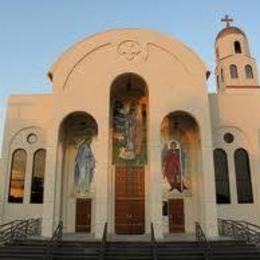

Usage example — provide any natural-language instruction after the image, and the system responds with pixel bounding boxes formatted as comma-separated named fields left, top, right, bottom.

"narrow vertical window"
left=245, top=65, right=254, bottom=79
left=216, top=48, right=219, bottom=60
left=213, top=149, right=230, bottom=204
left=217, top=75, right=220, bottom=89
left=221, top=68, right=224, bottom=82
left=30, top=149, right=46, bottom=203
left=234, top=41, right=242, bottom=54
left=234, top=148, right=253, bottom=203
left=230, top=64, right=238, bottom=79
left=8, top=149, right=27, bottom=203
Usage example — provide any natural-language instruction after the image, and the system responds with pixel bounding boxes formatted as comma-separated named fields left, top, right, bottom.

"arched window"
left=30, top=149, right=46, bottom=203
left=221, top=68, right=224, bottom=82
left=216, top=48, right=219, bottom=60
left=213, top=149, right=230, bottom=204
left=234, top=148, right=253, bottom=203
left=8, top=149, right=27, bottom=203
left=234, top=41, right=242, bottom=54
left=245, top=64, right=254, bottom=79
left=230, top=64, right=238, bottom=79
left=217, top=75, right=220, bottom=89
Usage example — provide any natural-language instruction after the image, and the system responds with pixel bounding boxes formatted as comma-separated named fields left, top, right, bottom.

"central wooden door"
left=169, top=199, right=185, bottom=233
left=115, top=166, right=145, bottom=234
left=75, top=198, right=91, bottom=233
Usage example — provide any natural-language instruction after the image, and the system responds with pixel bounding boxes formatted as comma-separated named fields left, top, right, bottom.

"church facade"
left=0, top=20, right=260, bottom=239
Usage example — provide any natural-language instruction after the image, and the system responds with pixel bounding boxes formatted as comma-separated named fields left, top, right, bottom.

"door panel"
left=169, top=199, right=185, bottom=233
left=115, top=166, right=145, bottom=234
left=75, top=198, right=91, bottom=233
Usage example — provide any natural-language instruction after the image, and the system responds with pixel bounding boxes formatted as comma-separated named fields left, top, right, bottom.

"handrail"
left=195, top=222, right=212, bottom=260
left=0, top=218, right=41, bottom=246
left=218, top=218, right=260, bottom=247
left=151, top=222, right=157, bottom=260
left=98, top=222, right=108, bottom=260
left=46, top=221, right=63, bottom=260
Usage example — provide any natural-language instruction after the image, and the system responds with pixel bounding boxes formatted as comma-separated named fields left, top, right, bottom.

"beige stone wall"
left=209, top=91, right=260, bottom=225
left=0, top=94, right=52, bottom=223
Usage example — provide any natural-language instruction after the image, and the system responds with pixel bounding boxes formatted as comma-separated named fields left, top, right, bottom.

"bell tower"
left=215, top=15, right=259, bottom=91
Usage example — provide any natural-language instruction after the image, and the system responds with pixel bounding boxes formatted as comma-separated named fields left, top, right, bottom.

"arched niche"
left=160, top=111, right=201, bottom=234
left=110, top=73, right=148, bottom=165
left=109, top=73, right=149, bottom=234
left=58, top=111, right=98, bottom=233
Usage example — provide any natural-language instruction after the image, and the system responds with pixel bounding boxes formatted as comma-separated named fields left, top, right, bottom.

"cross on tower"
left=221, top=15, right=234, bottom=28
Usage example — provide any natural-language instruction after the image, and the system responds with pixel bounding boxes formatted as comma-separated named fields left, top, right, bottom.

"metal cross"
left=221, top=15, right=233, bottom=28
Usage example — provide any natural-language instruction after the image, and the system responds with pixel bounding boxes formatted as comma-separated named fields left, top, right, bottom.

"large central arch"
left=109, top=73, right=149, bottom=234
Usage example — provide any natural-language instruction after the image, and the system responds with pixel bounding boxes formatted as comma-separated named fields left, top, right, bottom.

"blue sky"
left=0, top=0, right=260, bottom=149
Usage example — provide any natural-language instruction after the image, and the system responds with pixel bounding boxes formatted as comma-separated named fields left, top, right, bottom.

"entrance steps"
left=0, top=238, right=260, bottom=259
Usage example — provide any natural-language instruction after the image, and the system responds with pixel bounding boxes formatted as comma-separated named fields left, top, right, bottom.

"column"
left=199, top=119, right=218, bottom=238
left=149, top=116, right=163, bottom=239
left=94, top=120, right=109, bottom=239
left=41, top=125, right=59, bottom=237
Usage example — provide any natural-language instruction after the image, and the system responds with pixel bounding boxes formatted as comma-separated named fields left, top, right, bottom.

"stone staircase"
left=0, top=239, right=260, bottom=259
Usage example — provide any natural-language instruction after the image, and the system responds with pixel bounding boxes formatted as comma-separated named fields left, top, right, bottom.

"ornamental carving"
left=117, top=40, right=147, bottom=61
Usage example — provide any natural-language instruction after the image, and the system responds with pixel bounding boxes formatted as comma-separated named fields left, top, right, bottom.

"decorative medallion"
left=117, top=40, right=147, bottom=62
left=27, top=133, right=38, bottom=144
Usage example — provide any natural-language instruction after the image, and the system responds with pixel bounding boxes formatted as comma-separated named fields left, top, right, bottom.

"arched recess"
left=160, top=111, right=201, bottom=234
left=58, top=111, right=98, bottom=233
left=109, top=73, right=148, bottom=234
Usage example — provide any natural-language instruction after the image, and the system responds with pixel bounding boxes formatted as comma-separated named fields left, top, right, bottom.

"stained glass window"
left=213, top=149, right=230, bottom=204
left=234, top=148, right=253, bottom=203
left=8, top=149, right=27, bottom=203
left=30, top=149, right=46, bottom=203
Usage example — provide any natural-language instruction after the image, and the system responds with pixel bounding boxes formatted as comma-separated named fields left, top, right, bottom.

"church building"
left=0, top=17, right=260, bottom=240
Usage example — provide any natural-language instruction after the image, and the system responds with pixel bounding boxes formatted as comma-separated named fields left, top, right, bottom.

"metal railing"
left=151, top=222, right=157, bottom=260
left=195, top=222, right=212, bottom=260
left=45, top=221, right=63, bottom=260
left=0, top=218, right=41, bottom=246
left=98, top=222, right=108, bottom=260
left=218, top=218, right=260, bottom=247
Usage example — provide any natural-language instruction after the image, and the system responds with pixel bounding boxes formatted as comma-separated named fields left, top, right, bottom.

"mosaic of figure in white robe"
left=74, top=138, right=95, bottom=193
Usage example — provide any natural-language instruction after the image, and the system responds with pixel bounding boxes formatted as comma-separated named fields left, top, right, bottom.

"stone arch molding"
left=213, top=126, right=252, bottom=152
left=49, top=29, right=207, bottom=91
left=9, top=126, right=46, bottom=153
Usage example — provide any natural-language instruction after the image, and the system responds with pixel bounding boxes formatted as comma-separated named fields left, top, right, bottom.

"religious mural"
left=112, top=99, right=147, bottom=165
left=162, top=140, right=187, bottom=193
left=160, top=113, right=195, bottom=196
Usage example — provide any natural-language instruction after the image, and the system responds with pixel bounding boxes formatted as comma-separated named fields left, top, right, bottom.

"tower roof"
left=216, top=26, right=247, bottom=41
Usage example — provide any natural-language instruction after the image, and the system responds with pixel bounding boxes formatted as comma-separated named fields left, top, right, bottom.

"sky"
left=0, top=0, right=260, bottom=149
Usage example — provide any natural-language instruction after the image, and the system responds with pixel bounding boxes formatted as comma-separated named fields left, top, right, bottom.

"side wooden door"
left=169, top=199, right=185, bottom=233
left=75, top=198, right=91, bottom=233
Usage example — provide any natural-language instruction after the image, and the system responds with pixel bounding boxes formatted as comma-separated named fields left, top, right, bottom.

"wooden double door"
left=115, top=166, right=145, bottom=234
left=75, top=198, right=91, bottom=233
left=169, top=199, right=185, bottom=233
